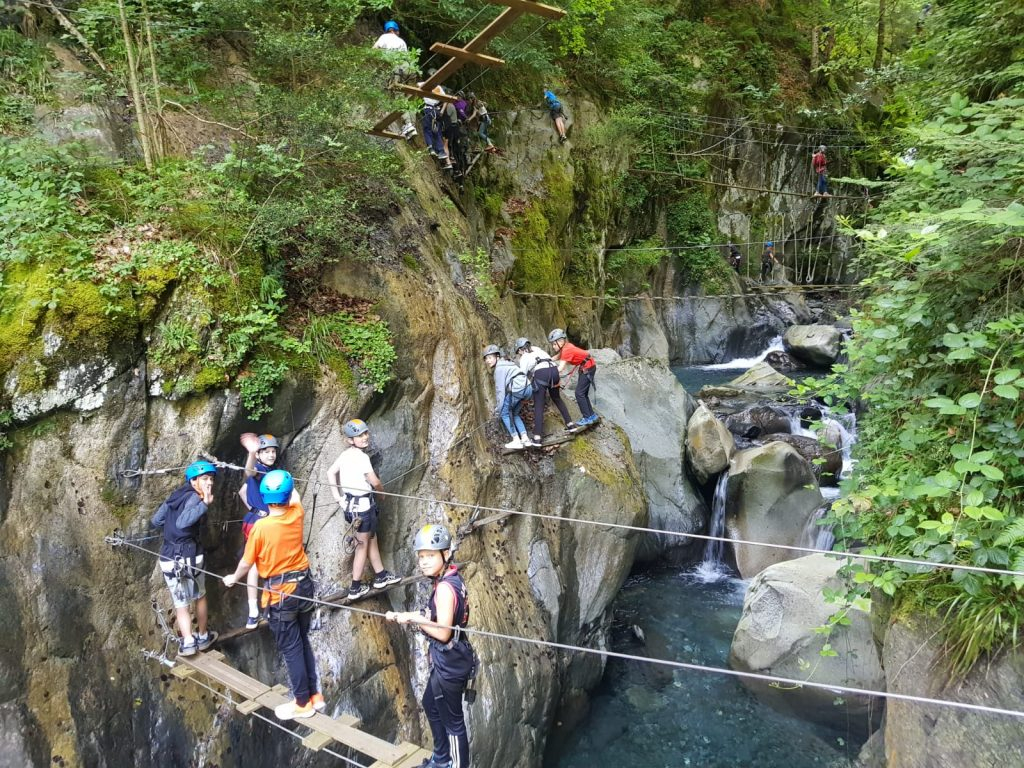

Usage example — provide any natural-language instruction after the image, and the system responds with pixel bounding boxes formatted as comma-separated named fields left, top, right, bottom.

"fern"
left=995, top=518, right=1024, bottom=547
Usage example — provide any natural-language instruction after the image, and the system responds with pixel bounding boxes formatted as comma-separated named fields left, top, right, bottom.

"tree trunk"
left=118, top=0, right=153, bottom=170
left=140, top=0, right=165, bottom=158
left=873, top=0, right=886, bottom=70
left=810, top=24, right=819, bottom=81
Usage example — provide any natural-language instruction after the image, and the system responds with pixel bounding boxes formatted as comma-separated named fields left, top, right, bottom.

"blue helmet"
left=260, top=470, right=294, bottom=505
left=384, top=20, right=399, bottom=32
left=765, top=241, right=774, bottom=247
left=185, top=460, right=217, bottom=480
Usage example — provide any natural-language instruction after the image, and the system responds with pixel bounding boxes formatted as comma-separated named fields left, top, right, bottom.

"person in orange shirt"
left=548, top=328, right=599, bottom=427
left=223, top=470, right=324, bottom=720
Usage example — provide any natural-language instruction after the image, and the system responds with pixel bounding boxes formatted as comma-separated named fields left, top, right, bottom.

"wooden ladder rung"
left=484, top=0, right=566, bottom=20
left=301, top=731, right=335, bottom=751
left=236, top=699, right=262, bottom=715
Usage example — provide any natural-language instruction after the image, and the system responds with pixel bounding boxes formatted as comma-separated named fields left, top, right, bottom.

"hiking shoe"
left=504, top=437, right=524, bottom=450
left=196, top=631, right=218, bottom=651
left=348, top=583, right=370, bottom=600
left=245, top=614, right=260, bottom=630
left=179, top=638, right=198, bottom=657
left=310, top=692, right=327, bottom=713
left=274, top=700, right=316, bottom=720
left=372, top=571, right=402, bottom=589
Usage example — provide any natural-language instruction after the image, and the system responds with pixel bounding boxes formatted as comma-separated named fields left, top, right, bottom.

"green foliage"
left=302, top=312, right=396, bottom=393
left=457, top=248, right=498, bottom=306
left=605, top=237, right=663, bottom=292
left=238, top=356, right=289, bottom=418
left=818, top=27, right=1024, bottom=674
left=510, top=202, right=563, bottom=294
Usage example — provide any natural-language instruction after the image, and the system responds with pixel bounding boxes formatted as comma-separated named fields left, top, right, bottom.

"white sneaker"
left=519, top=434, right=535, bottom=447
left=274, top=700, right=315, bottom=720
left=504, top=437, right=524, bottom=450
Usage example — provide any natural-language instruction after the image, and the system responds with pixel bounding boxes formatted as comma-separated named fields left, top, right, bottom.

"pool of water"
left=547, top=567, right=857, bottom=768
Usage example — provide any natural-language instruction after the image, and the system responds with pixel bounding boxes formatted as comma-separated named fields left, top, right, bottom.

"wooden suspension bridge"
left=369, top=0, right=567, bottom=140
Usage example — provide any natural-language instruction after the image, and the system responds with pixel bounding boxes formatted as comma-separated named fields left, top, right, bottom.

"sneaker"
left=310, top=692, right=327, bottom=713
left=519, top=434, right=536, bottom=447
left=372, top=570, right=402, bottom=589
left=274, top=700, right=316, bottom=720
left=504, top=437, right=524, bottom=450
left=196, top=631, right=218, bottom=651
left=580, top=414, right=599, bottom=426
left=418, top=758, right=452, bottom=768
left=532, top=435, right=544, bottom=445
left=559, top=134, right=568, bottom=143
left=179, top=638, right=198, bottom=657
left=348, top=583, right=370, bottom=600
left=565, top=422, right=580, bottom=432
left=245, top=615, right=260, bottom=630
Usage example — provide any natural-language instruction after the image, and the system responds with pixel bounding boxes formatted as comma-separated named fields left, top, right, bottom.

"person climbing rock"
left=516, top=337, right=577, bottom=444
left=760, top=241, right=778, bottom=283
left=420, top=80, right=449, bottom=160
left=440, top=98, right=467, bottom=176
left=728, top=243, right=742, bottom=274
left=151, top=460, right=219, bottom=657
left=223, top=470, right=325, bottom=720
left=326, top=419, right=401, bottom=599
left=812, top=145, right=830, bottom=197
left=467, top=92, right=495, bottom=151
left=385, top=525, right=475, bottom=768
left=549, top=328, right=598, bottom=427
left=543, top=87, right=568, bottom=143
left=483, top=343, right=534, bottom=450
left=237, top=433, right=281, bottom=629
left=372, top=21, right=416, bottom=139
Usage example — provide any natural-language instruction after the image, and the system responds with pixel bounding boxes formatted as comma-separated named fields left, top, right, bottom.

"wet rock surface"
left=686, top=404, right=736, bottom=485
left=783, top=324, right=843, bottom=366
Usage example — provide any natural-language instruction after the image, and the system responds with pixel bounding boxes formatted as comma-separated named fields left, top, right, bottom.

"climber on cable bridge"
left=483, top=343, right=534, bottom=451
left=223, top=470, right=325, bottom=720
left=326, top=419, right=401, bottom=599
left=542, top=86, right=568, bottom=143
left=386, top=524, right=476, bottom=768
left=439, top=97, right=469, bottom=178
left=812, top=145, right=830, bottom=197
left=728, top=243, right=742, bottom=274
left=549, top=328, right=599, bottom=427
left=371, top=20, right=417, bottom=140
left=466, top=92, right=497, bottom=153
left=236, top=432, right=281, bottom=629
left=760, top=241, right=779, bottom=283
left=515, top=336, right=578, bottom=445
left=150, top=460, right=219, bottom=657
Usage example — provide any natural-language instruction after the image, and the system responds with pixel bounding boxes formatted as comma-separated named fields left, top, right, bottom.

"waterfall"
left=694, top=473, right=730, bottom=581
left=695, top=336, right=784, bottom=371
left=801, top=506, right=836, bottom=552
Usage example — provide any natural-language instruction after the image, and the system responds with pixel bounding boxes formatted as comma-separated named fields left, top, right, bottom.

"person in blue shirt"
left=238, top=433, right=281, bottom=628
left=151, top=460, right=219, bottom=656
left=543, top=87, right=568, bottom=143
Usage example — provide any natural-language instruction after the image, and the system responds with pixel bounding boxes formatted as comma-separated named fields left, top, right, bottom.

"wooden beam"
left=485, top=0, right=566, bottom=21
left=368, top=129, right=406, bottom=140
left=429, top=43, right=505, bottom=68
left=393, top=83, right=460, bottom=103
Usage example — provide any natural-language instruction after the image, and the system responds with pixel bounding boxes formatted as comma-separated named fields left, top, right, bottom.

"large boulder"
left=767, top=434, right=842, bottom=486
left=686, top=403, right=735, bottom=485
left=725, top=442, right=824, bottom=577
left=729, top=555, right=884, bottom=731
left=729, top=361, right=794, bottom=389
left=592, top=355, right=707, bottom=562
left=868, top=615, right=1024, bottom=768
left=783, top=324, right=843, bottom=366
left=724, top=404, right=792, bottom=438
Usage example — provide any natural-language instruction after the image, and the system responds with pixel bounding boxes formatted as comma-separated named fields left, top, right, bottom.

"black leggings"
left=423, top=670, right=469, bottom=768
left=531, top=365, right=572, bottom=438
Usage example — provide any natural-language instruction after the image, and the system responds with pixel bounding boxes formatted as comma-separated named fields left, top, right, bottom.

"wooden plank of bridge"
left=369, top=111, right=407, bottom=140
left=393, top=83, right=460, bottom=103
left=370, top=745, right=434, bottom=768
left=484, top=0, right=567, bottom=21
left=177, top=652, right=271, bottom=701
left=500, top=419, right=600, bottom=455
left=429, top=43, right=505, bottom=67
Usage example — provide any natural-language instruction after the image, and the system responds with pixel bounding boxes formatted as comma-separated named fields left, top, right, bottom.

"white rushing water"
left=694, top=336, right=784, bottom=370
left=694, top=473, right=731, bottom=582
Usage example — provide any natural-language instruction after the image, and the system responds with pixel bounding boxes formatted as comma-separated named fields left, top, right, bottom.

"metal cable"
left=119, top=537, right=1024, bottom=721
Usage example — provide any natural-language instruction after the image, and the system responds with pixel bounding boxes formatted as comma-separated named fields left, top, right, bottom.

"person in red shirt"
left=548, top=328, right=599, bottom=427
left=812, top=145, right=830, bottom=197
left=223, top=470, right=324, bottom=720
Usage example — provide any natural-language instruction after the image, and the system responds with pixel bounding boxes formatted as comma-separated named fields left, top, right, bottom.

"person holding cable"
left=151, top=460, right=219, bottom=657
left=326, top=419, right=401, bottom=599
left=237, top=432, right=281, bottom=629
left=386, top=524, right=476, bottom=768
left=516, top=337, right=577, bottom=444
left=223, top=470, right=325, bottom=720
left=549, top=328, right=599, bottom=427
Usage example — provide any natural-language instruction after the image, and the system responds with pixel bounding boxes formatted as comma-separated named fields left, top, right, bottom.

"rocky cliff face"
left=0, top=93, right=714, bottom=768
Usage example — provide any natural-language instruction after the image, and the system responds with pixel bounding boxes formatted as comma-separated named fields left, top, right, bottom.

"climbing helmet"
left=343, top=419, right=370, bottom=438
left=185, top=460, right=217, bottom=480
left=413, top=524, right=452, bottom=552
left=514, top=337, right=531, bottom=353
left=260, top=469, right=294, bottom=505
left=547, top=328, right=567, bottom=344
left=482, top=344, right=501, bottom=359
left=384, top=20, right=399, bottom=32
left=257, top=434, right=280, bottom=450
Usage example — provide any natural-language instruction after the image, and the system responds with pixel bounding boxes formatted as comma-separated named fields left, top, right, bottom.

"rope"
left=457, top=18, right=552, bottom=94
left=419, top=5, right=494, bottom=73
left=503, top=234, right=858, bottom=255
left=117, top=537, right=1024, bottom=722
left=630, top=168, right=880, bottom=201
